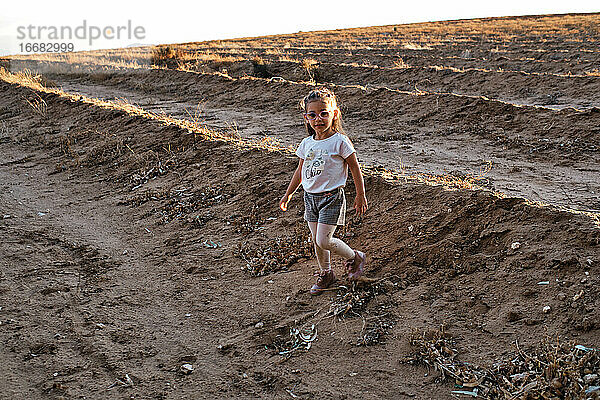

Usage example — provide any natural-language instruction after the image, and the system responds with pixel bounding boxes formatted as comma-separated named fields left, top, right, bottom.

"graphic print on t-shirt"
left=304, top=149, right=327, bottom=181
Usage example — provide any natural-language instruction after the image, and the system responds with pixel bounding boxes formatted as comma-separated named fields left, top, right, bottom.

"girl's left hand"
left=354, top=195, right=368, bottom=216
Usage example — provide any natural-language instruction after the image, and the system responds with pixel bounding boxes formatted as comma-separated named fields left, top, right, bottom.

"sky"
left=0, top=0, right=598, bottom=56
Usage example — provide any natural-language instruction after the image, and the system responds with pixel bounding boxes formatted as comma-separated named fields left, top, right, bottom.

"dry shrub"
left=402, top=42, right=433, bottom=50
left=152, top=46, right=185, bottom=68
left=252, top=55, right=271, bottom=78
left=122, top=186, right=228, bottom=226
left=238, top=225, right=312, bottom=276
left=129, top=150, right=177, bottom=188
left=406, top=327, right=600, bottom=399
left=392, top=58, right=410, bottom=69
left=300, top=58, right=319, bottom=83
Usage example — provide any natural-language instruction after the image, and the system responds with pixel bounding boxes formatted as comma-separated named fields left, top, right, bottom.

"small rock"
left=95, top=323, right=106, bottom=329
left=267, top=280, right=274, bottom=284
left=180, top=364, right=193, bottom=375
left=2, top=214, right=11, bottom=219
left=255, top=322, right=264, bottom=329
left=511, top=242, right=521, bottom=250
left=543, top=305, right=551, bottom=313
left=507, top=311, right=522, bottom=322
left=581, top=278, right=588, bottom=283
left=587, top=258, right=593, bottom=266
left=408, top=225, right=414, bottom=232
left=584, top=374, right=598, bottom=384
left=557, top=292, right=566, bottom=301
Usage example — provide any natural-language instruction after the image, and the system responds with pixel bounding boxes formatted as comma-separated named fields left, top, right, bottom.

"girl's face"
left=304, top=100, right=337, bottom=137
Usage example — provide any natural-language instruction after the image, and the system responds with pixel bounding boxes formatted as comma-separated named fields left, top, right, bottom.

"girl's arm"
left=345, top=153, right=368, bottom=216
left=279, top=158, right=304, bottom=211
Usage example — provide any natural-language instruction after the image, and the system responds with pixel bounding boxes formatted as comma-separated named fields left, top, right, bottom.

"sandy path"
left=0, top=145, right=240, bottom=397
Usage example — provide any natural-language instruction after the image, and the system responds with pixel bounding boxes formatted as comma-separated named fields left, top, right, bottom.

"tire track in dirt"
left=143, top=52, right=600, bottom=109
left=0, top=121, right=250, bottom=398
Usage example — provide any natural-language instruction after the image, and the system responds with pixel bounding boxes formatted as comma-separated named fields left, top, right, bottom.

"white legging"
left=307, top=221, right=355, bottom=271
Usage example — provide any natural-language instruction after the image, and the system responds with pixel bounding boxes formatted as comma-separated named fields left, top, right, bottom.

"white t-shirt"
left=295, top=132, right=356, bottom=193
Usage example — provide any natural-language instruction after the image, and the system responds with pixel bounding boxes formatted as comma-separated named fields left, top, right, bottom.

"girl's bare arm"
left=346, top=153, right=368, bottom=216
left=280, top=158, right=304, bottom=211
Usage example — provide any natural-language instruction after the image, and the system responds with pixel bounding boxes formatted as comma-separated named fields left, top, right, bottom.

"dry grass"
left=402, top=42, right=433, bottom=51
left=237, top=225, right=313, bottom=276
left=585, top=69, right=600, bottom=77
left=277, top=55, right=299, bottom=63
left=406, top=327, right=600, bottom=399
left=23, top=92, right=48, bottom=118
left=9, top=49, right=154, bottom=69
left=428, top=65, right=466, bottom=73
left=194, top=51, right=245, bottom=63
left=392, top=58, right=411, bottom=69
left=300, top=58, right=319, bottom=83
left=0, top=67, right=286, bottom=154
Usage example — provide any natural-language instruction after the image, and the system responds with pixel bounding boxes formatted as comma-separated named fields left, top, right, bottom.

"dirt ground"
left=1, top=13, right=599, bottom=399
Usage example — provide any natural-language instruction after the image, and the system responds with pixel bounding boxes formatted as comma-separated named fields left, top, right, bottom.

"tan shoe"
left=345, top=250, right=366, bottom=281
left=310, top=270, right=336, bottom=295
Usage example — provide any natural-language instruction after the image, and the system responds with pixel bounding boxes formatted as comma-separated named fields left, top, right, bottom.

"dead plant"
left=23, top=92, right=48, bottom=118
left=405, top=328, right=600, bottom=399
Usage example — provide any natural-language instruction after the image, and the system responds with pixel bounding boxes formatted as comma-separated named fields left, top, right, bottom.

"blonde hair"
left=299, top=87, right=345, bottom=137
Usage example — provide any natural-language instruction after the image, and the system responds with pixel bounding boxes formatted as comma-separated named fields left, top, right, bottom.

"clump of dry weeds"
left=237, top=225, right=313, bottom=276
left=328, top=281, right=397, bottom=346
left=152, top=45, right=185, bottom=68
left=406, top=327, right=600, bottom=399
left=122, top=186, right=229, bottom=226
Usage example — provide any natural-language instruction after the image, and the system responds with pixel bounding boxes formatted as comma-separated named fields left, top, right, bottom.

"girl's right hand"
left=279, top=194, right=291, bottom=211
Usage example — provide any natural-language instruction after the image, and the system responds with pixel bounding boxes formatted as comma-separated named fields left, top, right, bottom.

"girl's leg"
left=307, top=221, right=331, bottom=272
left=316, top=223, right=365, bottom=280
left=314, top=223, right=355, bottom=259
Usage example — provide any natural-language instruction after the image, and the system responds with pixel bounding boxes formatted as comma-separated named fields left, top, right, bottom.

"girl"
left=279, top=88, right=368, bottom=295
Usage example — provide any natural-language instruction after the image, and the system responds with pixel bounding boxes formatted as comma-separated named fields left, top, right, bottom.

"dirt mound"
left=1, top=79, right=598, bottom=398
left=24, top=64, right=598, bottom=164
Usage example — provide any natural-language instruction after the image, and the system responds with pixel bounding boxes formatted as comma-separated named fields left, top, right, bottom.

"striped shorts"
left=303, top=187, right=346, bottom=226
